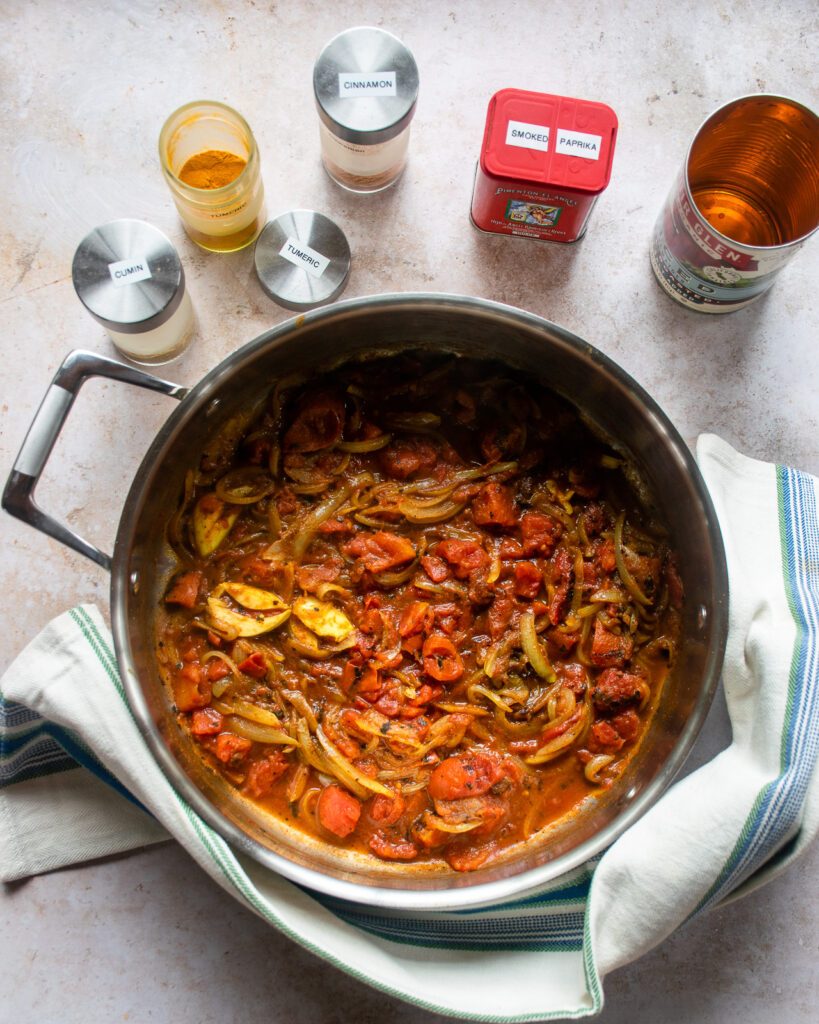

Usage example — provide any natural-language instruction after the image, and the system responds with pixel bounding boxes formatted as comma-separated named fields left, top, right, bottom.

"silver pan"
left=3, top=293, right=728, bottom=910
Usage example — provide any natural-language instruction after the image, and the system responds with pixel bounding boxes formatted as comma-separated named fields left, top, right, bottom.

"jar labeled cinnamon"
left=313, top=27, right=419, bottom=193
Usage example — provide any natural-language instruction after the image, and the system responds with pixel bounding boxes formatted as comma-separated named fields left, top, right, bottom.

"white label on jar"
left=555, top=129, right=603, bottom=160
left=108, top=256, right=152, bottom=287
left=505, top=120, right=551, bottom=152
left=278, top=237, right=329, bottom=278
left=338, top=71, right=397, bottom=97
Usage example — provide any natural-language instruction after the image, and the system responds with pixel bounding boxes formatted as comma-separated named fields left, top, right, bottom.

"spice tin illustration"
left=471, top=89, right=618, bottom=243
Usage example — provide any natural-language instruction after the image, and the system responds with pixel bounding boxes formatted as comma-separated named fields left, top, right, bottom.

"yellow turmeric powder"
left=178, top=149, right=247, bottom=189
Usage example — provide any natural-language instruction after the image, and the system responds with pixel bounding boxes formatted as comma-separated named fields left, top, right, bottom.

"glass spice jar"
left=72, top=219, right=195, bottom=365
left=313, top=27, right=419, bottom=193
left=159, top=100, right=266, bottom=252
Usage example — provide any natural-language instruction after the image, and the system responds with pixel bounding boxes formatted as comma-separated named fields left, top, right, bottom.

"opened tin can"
left=470, top=88, right=618, bottom=243
left=650, top=95, right=819, bottom=312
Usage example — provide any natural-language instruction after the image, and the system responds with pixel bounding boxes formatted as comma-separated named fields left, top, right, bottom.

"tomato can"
left=470, top=88, right=618, bottom=243
left=650, top=95, right=819, bottom=312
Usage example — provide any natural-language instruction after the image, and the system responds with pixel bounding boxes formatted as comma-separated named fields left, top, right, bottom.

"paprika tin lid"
left=313, top=26, right=419, bottom=145
left=72, top=219, right=185, bottom=334
left=481, top=88, right=618, bottom=194
left=254, top=210, right=351, bottom=311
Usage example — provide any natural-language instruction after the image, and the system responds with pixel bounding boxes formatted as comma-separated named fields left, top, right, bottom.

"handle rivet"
left=130, top=571, right=140, bottom=594
left=206, top=398, right=221, bottom=417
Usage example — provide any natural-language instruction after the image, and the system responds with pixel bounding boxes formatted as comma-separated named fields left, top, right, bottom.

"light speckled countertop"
left=2, top=2, right=818, bottom=1022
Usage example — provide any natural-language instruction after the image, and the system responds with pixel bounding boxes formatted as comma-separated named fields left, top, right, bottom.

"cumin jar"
left=313, top=26, right=419, bottom=193
left=159, top=101, right=267, bottom=252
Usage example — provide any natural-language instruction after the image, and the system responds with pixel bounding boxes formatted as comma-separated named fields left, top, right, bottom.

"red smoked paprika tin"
left=471, top=88, right=618, bottom=243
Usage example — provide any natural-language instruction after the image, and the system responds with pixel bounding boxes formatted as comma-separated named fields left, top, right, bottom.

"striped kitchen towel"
left=2, top=435, right=817, bottom=1021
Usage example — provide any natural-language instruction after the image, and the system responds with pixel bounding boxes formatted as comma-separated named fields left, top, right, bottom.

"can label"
left=650, top=175, right=799, bottom=311
left=338, top=72, right=396, bottom=98
left=505, top=120, right=551, bottom=152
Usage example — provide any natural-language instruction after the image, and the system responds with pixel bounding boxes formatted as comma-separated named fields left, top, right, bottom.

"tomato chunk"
left=244, top=752, right=289, bottom=798
left=214, top=732, right=252, bottom=765
left=420, top=554, right=450, bottom=582
left=520, top=512, right=562, bottom=557
left=428, top=752, right=506, bottom=800
left=369, top=792, right=407, bottom=825
left=165, top=571, right=203, bottom=608
left=513, top=561, right=542, bottom=599
left=190, top=707, right=223, bottom=736
left=422, top=634, right=464, bottom=682
left=471, top=481, right=517, bottom=528
left=369, top=831, right=419, bottom=861
left=590, top=618, right=634, bottom=667
left=436, top=539, right=488, bottom=579
left=317, top=785, right=361, bottom=838
left=379, top=439, right=437, bottom=479
left=592, top=668, right=645, bottom=711
left=344, top=531, right=416, bottom=574
left=399, top=601, right=432, bottom=638
left=284, top=392, right=345, bottom=452
left=237, top=652, right=268, bottom=678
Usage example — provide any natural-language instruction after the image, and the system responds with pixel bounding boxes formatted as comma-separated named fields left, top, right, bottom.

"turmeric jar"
left=159, top=101, right=266, bottom=252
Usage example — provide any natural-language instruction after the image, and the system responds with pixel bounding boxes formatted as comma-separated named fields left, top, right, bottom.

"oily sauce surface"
left=156, top=355, right=682, bottom=873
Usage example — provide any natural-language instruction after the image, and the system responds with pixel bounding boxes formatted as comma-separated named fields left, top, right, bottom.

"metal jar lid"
left=313, top=26, right=419, bottom=145
left=254, top=211, right=351, bottom=311
left=72, top=219, right=185, bottom=334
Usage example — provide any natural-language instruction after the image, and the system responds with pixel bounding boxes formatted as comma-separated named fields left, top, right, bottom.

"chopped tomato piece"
left=379, top=439, right=437, bottom=479
left=428, top=752, right=506, bottom=800
left=548, top=547, right=574, bottom=625
left=557, top=662, right=588, bottom=697
left=174, top=662, right=211, bottom=712
left=317, top=785, right=361, bottom=838
left=344, top=531, right=416, bottom=574
left=244, top=752, right=289, bottom=798
left=513, top=561, right=542, bottom=599
left=420, top=554, right=449, bottom=582
left=369, top=830, right=419, bottom=861
left=214, top=732, right=252, bottom=765
left=436, top=539, right=488, bottom=579
left=165, top=571, right=203, bottom=608
left=594, top=537, right=617, bottom=573
left=588, top=720, right=625, bottom=754
left=399, top=601, right=432, bottom=637
left=190, top=707, right=223, bottom=736
left=488, top=596, right=516, bottom=641
left=422, top=634, right=464, bottom=682
left=207, top=659, right=231, bottom=682
left=471, top=481, right=517, bottom=528
left=592, top=668, right=645, bottom=711
left=446, top=844, right=494, bottom=872
left=520, top=512, right=562, bottom=557
left=341, top=658, right=382, bottom=698
left=318, top=516, right=355, bottom=536
left=369, top=791, right=407, bottom=825
left=283, top=392, right=345, bottom=452
left=499, top=537, right=525, bottom=560
left=590, top=618, right=634, bottom=667
left=611, top=709, right=640, bottom=741
left=237, top=652, right=268, bottom=678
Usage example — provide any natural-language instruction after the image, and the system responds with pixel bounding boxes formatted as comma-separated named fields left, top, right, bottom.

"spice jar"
left=72, top=219, right=195, bottom=365
left=313, top=27, right=419, bottom=193
left=159, top=101, right=266, bottom=252
left=471, top=89, right=618, bottom=243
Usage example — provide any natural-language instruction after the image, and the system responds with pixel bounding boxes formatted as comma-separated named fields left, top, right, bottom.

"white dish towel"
left=2, top=435, right=817, bottom=1021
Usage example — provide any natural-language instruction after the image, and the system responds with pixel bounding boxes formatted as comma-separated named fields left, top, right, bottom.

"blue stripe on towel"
left=699, top=465, right=819, bottom=909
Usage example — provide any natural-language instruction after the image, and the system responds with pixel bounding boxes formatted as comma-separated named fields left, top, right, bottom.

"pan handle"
left=2, top=349, right=188, bottom=571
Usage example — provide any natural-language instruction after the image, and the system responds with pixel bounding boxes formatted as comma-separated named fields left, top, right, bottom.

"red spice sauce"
left=156, top=354, right=682, bottom=872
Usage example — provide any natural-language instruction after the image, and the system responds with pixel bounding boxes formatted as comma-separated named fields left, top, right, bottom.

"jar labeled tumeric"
left=313, top=27, right=419, bottom=193
left=159, top=101, right=266, bottom=252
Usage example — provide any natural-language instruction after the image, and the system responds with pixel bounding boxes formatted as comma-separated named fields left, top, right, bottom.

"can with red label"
left=470, top=88, right=618, bottom=243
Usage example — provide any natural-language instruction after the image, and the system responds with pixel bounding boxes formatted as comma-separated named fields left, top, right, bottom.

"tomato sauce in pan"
left=156, top=354, right=682, bottom=872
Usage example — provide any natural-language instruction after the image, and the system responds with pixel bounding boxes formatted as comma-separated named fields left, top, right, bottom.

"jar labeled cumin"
left=313, top=27, right=419, bottom=193
left=471, top=89, right=618, bottom=243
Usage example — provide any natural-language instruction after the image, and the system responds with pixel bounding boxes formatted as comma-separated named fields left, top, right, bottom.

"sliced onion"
left=520, top=609, right=557, bottom=683
left=614, top=513, right=652, bottom=606
left=215, top=467, right=275, bottom=505
left=286, top=763, right=309, bottom=804
left=281, top=689, right=318, bottom=731
left=466, top=681, right=514, bottom=713
left=315, top=725, right=394, bottom=798
left=337, top=433, right=392, bottom=453
left=222, top=715, right=294, bottom=746
left=584, top=753, right=615, bottom=783
left=433, top=702, right=490, bottom=716
left=423, top=812, right=482, bottom=834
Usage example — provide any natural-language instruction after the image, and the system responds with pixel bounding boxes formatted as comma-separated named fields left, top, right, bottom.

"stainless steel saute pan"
left=3, top=293, right=728, bottom=910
